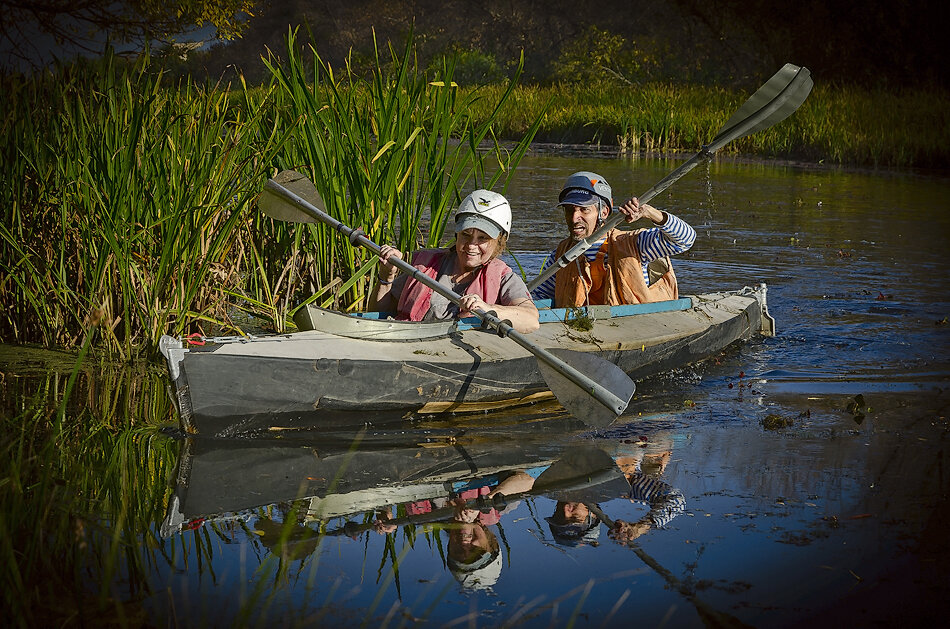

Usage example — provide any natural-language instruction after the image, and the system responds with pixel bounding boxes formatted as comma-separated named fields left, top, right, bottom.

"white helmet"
left=557, top=171, right=613, bottom=209
left=455, top=189, right=511, bottom=238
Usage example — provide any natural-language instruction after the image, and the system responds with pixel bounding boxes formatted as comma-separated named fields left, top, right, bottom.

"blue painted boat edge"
left=534, top=297, right=694, bottom=323
left=345, top=297, right=694, bottom=330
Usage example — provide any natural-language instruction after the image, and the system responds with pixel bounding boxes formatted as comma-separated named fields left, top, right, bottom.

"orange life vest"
left=553, top=229, right=678, bottom=307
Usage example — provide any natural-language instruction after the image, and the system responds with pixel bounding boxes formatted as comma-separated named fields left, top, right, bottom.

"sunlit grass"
left=2, top=43, right=944, bottom=357
left=1, top=32, right=546, bottom=352
left=253, top=28, right=546, bottom=325
left=471, top=82, right=949, bottom=169
left=0, top=53, right=288, bottom=358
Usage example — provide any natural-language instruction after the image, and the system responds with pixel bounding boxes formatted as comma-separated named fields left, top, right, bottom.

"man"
left=532, top=171, right=696, bottom=307
left=545, top=501, right=602, bottom=547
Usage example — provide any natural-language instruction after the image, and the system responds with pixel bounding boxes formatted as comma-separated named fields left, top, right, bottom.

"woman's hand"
left=377, top=245, right=403, bottom=282
left=372, top=508, right=397, bottom=535
left=458, top=293, right=489, bottom=316
left=451, top=496, right=480, bottom=522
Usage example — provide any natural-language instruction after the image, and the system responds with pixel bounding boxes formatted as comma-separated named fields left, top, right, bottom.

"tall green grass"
left=1, top=32, right=547, bottom=351
left=252, top=28, right=546, bottom=323
left=0, top=51, right=289, bottom=358
left=474, top=82, right=950, bottom=169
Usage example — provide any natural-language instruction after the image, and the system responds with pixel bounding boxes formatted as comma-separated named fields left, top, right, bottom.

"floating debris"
left=846, top=394, right=869, bottom=423
left=761, top=414, right=794, bottom=430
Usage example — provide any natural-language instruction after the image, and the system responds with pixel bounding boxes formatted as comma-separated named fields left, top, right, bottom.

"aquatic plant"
left=0, top=52, right=288, bottom=357
left=0, top=29, right=547, bottom=351
left=468, top=81, right=949, bottom=169
left=254, top=28, right=546, bottom=324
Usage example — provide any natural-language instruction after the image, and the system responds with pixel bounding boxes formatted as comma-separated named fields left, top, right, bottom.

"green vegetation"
left=1, top=30, right=542, bottom=356
left=471, top=82, right=949, bottom=169
left=0, top=51, right=285, bottom=359
left=260, top=29, right=543, bottom=322
left=2, top=27, right=946, bottom=358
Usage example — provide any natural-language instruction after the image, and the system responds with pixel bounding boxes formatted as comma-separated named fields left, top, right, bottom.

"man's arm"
left=530, top=251, right=558, bottom=300
left=636, top=212, right=696, bottom=265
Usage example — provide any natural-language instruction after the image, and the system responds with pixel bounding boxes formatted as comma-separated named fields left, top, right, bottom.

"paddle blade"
left=259, top=170, right=326, bottom=223
left=536, top=349, right=635, bottom=428
left=710, top=64, right=813, bottom=149
left=534, top=443, right=631, bottom=503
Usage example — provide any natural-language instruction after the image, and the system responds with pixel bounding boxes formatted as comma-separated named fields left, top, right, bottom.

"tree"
left=0, top=0, right=261, bottom=69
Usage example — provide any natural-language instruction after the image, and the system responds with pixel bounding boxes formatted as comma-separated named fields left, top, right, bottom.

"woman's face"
left=454, top=228, right=497, bottom=271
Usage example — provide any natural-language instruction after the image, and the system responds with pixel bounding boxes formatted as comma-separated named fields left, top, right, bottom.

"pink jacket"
left=397, top=249, right=512, bottom=321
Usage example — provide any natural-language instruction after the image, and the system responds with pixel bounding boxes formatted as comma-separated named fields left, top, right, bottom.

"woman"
left=369, top=190, right=539, bottom=333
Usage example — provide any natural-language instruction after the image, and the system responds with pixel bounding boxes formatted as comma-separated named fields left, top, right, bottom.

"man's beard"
left=569, top=219, right=603, bottom=242
left=569, top=226, right=587, bottom=242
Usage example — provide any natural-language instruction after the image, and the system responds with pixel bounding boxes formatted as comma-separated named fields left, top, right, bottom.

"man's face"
left=556, top=501, right=590, bottom=523
left=563, top=202, right=607, bottom=241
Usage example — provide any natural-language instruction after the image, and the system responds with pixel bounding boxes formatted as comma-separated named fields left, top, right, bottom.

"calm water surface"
left=6, top=153, right=950, bottom=627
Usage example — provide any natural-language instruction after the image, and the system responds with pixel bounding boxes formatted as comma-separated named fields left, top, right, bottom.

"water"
left=5, top=153, right=950, bottom=627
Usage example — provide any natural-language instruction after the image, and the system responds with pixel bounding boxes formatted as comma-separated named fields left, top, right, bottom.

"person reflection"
left=446, top=519, right=502, bottom=590
left=546, top=501, right=602, bottom=546
left=370, top=470, right=536, bottom=590
left=606, top=435, right=685, bottom=543
left=545, top=435, right=685, bottom=546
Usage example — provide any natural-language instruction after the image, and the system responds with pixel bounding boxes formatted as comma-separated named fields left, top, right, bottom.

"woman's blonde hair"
left=490, top=233, right=508, bottom=260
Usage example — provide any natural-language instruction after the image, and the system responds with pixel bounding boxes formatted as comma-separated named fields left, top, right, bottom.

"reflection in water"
left=161, top=428, right=693, bottom=607
left=6, top=154, right=950, bottom=626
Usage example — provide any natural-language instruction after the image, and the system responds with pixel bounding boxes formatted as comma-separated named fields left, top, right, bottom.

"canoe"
left=160, top=430, right=632, bottom=537
left=160, top=284, right=775, bottom=436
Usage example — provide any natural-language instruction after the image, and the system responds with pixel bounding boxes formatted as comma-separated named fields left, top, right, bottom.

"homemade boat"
left=160, top=431, right=633, bottom=538
left=159, top=284, right=774, bottom=436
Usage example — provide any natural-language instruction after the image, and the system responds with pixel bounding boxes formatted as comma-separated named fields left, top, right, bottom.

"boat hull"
left=162, top=286, right=774, bottom=435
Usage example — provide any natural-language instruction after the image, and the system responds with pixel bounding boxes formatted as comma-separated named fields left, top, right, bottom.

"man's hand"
left=617, top=198, right=665, bottom=224
left=608, top=518, right=652, bottom=542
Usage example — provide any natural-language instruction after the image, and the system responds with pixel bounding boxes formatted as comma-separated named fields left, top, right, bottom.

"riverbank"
left=3, top=44, right=947, bottom=361
left=466, top=82, right=950, bottom=171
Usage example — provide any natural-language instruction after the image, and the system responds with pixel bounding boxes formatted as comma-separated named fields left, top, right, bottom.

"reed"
left=469, top=82, right=949, bottom=169
left=1, top=31, right=546, bottom=351
left=0, top=51, right=289, bottom=357
left=254, top=28, right=547, bottom=324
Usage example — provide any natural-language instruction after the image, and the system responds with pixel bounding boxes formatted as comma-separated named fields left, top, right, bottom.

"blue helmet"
left=557, top=171, right=613, bottom=209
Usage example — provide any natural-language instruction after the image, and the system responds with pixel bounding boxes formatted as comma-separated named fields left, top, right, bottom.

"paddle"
left=583, top=501, right=752, bottom=628
left=527, top=63, right=813, bottom=292
left=536, top=445, right=753, bottom=628
left=328, top=443, right=628, bottom=536
left=258, top=171, right=635, bottom=427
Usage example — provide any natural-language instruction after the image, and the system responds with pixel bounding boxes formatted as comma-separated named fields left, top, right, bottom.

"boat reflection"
left=161, top=423, right=689, bottom=592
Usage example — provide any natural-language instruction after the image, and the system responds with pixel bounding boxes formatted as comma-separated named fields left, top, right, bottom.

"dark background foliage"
left=3, top=0, right=944, bottom=88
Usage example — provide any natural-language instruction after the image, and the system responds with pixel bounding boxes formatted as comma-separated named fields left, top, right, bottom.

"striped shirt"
left=627, top=473, right=686, bottom=529
left=532, top=212, right=696, bottom=301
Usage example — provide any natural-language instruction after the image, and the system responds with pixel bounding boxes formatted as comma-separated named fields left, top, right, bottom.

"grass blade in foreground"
left=527, top=63, right=813, bottom=292
left=260, top=171, right=635, bottom=427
